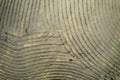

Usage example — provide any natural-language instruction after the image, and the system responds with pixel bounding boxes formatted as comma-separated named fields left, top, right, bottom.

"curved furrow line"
left=55, top=0, right=79, bottom=60
left=0, top=67, right=82, bottom=79
left=0, top=0, right=7, bottom=23
left=94, top=0, right=120, bottom=65
left=5, top=33, right=60, bottom=45
left=81, top=0, right=120, bottom=75
left=10, top=0, right=19, bottom=33
left=103, top=0, right=120, bottom=55
left=60, top=0, right=90, bottom=67
left=9, top=0, right=22, bottom=34
left=39, top=77, right=73, bottom=80
left=68, top=1, right=98, bottom=72
left=0, top=0, right=120, bottom=79
left=36, top=71, right=88, bottom=80
left=33, top=74, right=81, bottom=80
left=97, top=0, right=119, bottom=53
left=29, top=68, right=96, bottom=80
left=25, top=0, right=37, bottom=34
left=44, top=0, right=54, bottom=32
left=0, top=0, right=5, bottom=16
left=89, top=0, right=120, bottom=76
left=63, top=0, right=101, bottom=77
left=84, top=0, right=111, bottom=71
left=0, top=61, right=85, bottom=75
left=0, top=54, right=73, bottom=70
left=110, top=0, right=120, bottom=32
left=0, top=31, right=56, bottom=42
left=1, top=60, right=85, bottom=74
left=16, top=36, right=60, bottom=45
left=25, top=64, right=88, bottom=75
left=29, top=0, right=41, bottom=34
left=0, top=44, right=68, bottom=58
left=58, top=0, right=120, bottom=78
left=93, top=0, right=119, bottom=65
left=67, top=0, right=84, bottom=59
left=0, top=51, right=70, bottom=65
left=75, top=0, right=119, bottom=76
left=56, top=1, right=95, bottom=77
left=71, top=0, right=96, bottom=70
left=92, top=0, right=120, bottom=73
left=115, top=0, right=120, bottom=23
left=49, top=1, right=77, bottom=68
left=15, top=0, right=29, bottom=35
left=38, top=77, right=73, bottom=80
left=71, top=0, right=107, bottom=76
left=45, top=0, right=70, bottom=53
left=0, top=33, right=60, bottom=48
left=1, top=51, right=70, bottom=61
left=74, top=1, right=109, bottom=76
left=98, top=0, right=120, bottom=60
left=0, top=51, right=71, bottom=64
left=0, top=61, right=96, bottom=79
left=78, top=1, right=104, bottom=75
left=0, top=74, right=20, bottom=80
left=0, top=39, right=66, bottom=52
left=72, top=1, right=103, bottom=77
left=0, top=72, right=28, bottom=80
left=15, top=0, right=27, bottom=34
left=26, top=66, right=96, bottom=79
left=0, top=0, right=10, bottom=33
left=84, top=0, right=120, bottom=75
left=84, top=2, right=111, bottom=69
left=5, top=31, right=52, bottom=39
